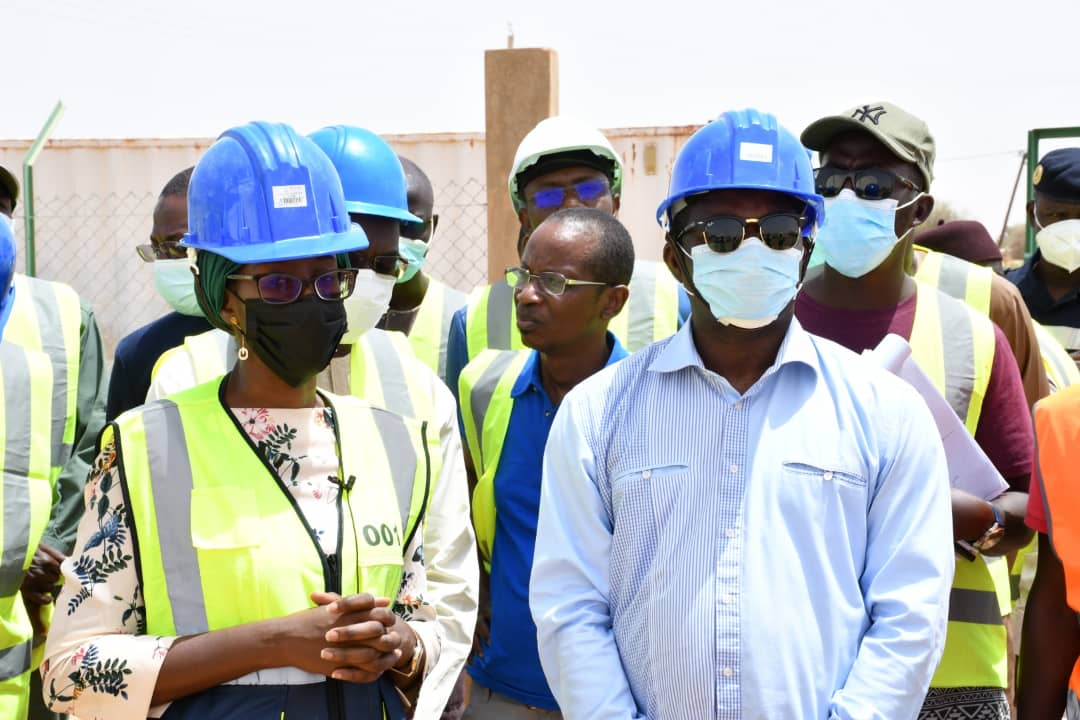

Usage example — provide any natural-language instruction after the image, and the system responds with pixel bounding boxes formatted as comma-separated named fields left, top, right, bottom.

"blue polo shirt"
left=1007, top=250, right=1080, bottom=339
left=467, top=334, right=627, bottom=708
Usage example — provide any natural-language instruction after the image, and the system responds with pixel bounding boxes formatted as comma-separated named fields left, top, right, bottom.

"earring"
left=232, top=317, right=249, bottom=361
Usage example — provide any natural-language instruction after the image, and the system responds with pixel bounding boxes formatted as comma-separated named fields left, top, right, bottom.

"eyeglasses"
left=528, top=178, right=610, bottom=210
left=813, top=166, right=921, bottom=201
left=676, top=213, right=808, bottom=254
left=136, top=241, right=187, bottom=262
left=226, top=269, right=358, bottom=304
left=400, top=214, right=440, bottom=241
left=350, top=253, right=407, bottom=278
left=505, top=266, right=611, bottom=296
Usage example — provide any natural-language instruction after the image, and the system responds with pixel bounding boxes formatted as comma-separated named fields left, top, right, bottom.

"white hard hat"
left=508, top=116, right=623, bottom=212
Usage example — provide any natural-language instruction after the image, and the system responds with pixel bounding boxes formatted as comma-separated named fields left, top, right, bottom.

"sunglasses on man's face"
left=528, top=178, right=610, bottom=210
left=350, top=253, right=407, bottom=278
left=226, top=269, right=358, bottom=304
left=136, top=240, right=187, bottom=262
left=813, top=166, right=921, bottom=201
left=400, top=214, right=439, bottom=241
left=676, top=213, right=808, bottom=254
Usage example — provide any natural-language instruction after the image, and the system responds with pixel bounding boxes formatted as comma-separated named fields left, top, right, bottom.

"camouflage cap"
left=801, top=101, right=935, bottom=190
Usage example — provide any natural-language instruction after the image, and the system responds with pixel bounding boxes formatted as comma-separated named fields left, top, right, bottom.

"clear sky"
left=5, top=0, right=1077, bottom=233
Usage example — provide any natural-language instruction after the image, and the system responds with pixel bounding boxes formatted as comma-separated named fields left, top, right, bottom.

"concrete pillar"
left=484, top=48, right=558, bottom=282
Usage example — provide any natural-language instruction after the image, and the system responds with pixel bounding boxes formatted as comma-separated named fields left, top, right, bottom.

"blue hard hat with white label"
left=0, top=215, right=17, bottom=336
left=656, top=109, right=824, bottom=233
left=307, top=125, right=421, bottom=226
left=182, top=121, right=368, bottom=264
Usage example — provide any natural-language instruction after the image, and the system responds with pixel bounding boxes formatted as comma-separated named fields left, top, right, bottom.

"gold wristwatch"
left=973, top=502, right=1005, bottom=553
left=389, top=634, right=425, bottom=681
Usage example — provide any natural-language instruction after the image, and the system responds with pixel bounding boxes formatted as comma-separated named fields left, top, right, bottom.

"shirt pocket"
left=782, top=461, right=867, bottom=489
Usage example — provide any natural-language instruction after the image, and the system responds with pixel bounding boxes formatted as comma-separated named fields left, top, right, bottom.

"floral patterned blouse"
left=41, top=406, right=434, bottom=720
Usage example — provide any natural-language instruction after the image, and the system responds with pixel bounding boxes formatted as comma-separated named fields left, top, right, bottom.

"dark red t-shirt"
left=795, top=288, right=1033, bottom=481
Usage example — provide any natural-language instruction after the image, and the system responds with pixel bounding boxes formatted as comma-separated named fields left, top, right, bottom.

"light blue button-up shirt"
left=530, top=319, right=954, bottom=720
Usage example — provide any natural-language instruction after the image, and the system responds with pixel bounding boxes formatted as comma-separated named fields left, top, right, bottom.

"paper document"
left=864, top=334, right=1009, bottom=501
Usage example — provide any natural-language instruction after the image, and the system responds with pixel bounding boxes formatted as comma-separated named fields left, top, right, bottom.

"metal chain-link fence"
left=8, top=178, right=488, bottom=363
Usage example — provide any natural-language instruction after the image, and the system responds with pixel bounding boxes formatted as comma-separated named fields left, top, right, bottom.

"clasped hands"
left=280, top=591, right=418, bottom=685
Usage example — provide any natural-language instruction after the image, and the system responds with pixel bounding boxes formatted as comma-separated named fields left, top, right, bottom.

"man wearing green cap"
left=795, top=101, right=1034, bottom=720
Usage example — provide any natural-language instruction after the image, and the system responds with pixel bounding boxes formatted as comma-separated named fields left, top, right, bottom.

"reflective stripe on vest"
left=907, top=282, right=1006, bottom=688
left=0, top=342, right=53, bottom=696
left=464, top=260, right=681, bottom=359
left=458, top=349, right=530, bottom=564
left=1032, top=387, right=1080, bottom=708
left=408, top=279, right=467, bottom=383
left=1045, top=324, right=1080, bottom=353
left=115, top=379, right=430, bottom=637
left=913, top=248, right=994, bottom=317
left=909, top=281, right=995, bottom=436
left=1035, top=322, right=1080, bottom=390
left=0, top=638, right=31, bottom=682
left=5, top=275, right=81, bottom=480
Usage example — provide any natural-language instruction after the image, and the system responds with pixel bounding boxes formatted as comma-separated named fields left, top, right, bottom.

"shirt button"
left=721, top=594, right=733, bottom=604
left=726, top=528, right=736, bottom=538
left=734, top=400, right=743, bottom=410
left=642, top=469, right=652, bottom=480
left=823, top=471, right=833, bottom=481
left=729, top=464, right=739, bottom=474
left=723, top=667, right=733, bottom=678
left=544, top=411, right=551, bottom=417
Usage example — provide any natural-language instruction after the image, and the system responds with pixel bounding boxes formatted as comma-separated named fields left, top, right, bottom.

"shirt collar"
left=1011, top=250, right=1080, bottom=311
left=648, top=316, right=819, bottom=384
left=512, top=331, right=628, bottom=399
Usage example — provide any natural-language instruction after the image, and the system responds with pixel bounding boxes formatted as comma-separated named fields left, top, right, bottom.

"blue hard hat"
left=0, top=216, right=17, bottom=337
left=656, top=109, right=825, bottom=232
left=181, top=121, right=368, bottom=264
left=308, top=126, right=421, bottom=226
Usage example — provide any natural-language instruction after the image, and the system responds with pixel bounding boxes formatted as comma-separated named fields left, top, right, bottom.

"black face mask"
left=241, top=296, right=346, bottom=387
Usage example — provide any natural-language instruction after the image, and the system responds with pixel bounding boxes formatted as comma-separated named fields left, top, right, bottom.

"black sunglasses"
left=350, top=253, right=407, bottom=278
left=226, top=269, right=358, bottom=304
left=136, top=240, right=187, bottom=262
left=400, top=214, right=440, bottom=241
left=813, top=166, right=921, bottom=201
left=676, top=213, right=808, bottom=254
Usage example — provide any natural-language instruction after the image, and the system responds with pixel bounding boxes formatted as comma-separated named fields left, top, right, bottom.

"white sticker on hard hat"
left=272, top=185, right=308, bottom=209
left=739, top=142, right=774, bottom=163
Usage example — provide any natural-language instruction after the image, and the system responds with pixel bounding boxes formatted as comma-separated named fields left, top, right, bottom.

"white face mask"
left=1035, top=217, right=1080, bottom=273
left=154, top=257, right=203, bottom=317
left=341, top=269, right=395, bottom=343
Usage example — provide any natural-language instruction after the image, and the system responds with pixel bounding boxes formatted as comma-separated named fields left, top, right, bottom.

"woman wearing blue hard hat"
left=42, top=122, right=437, bottom=719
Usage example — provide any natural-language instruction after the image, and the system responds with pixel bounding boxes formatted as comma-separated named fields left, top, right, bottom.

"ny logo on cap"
left=851, top=105, right=887, bottom=125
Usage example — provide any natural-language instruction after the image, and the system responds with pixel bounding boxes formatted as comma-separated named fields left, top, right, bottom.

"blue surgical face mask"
left=815, top=188, right=921, bottom=278
left=154, top=257, right=204, bottom=317
left=688, top=237, right=802, bottom=328
left=397, top=237, right=429, bottom=284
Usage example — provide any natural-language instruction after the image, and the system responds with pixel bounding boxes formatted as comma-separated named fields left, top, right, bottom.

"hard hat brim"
left=345, top=200, right=422, bottom=226
left=181, top=228, right=369, bottom=265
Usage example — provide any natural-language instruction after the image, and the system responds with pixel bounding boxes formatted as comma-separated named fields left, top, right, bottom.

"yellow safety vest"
left=907, top=281, right=1008, bottom=689
left=914, top=249, right=1068, bottom=603
left=407, top=278, right=466, bottom=384
left=151, top=329, right=434, bottom=422
left=457, top=349, right=530, bottom=566
left=4, top=274, right=81, bottom=483
left=1043, top=324, right=1080, bottom=354
left=1035, top=321, right=1080, bottom=392
left=464, top=259, right=680, bottom=358
left=111, top=380, right=431, bottom=714
left=0, top=341, right=54, bottom=720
